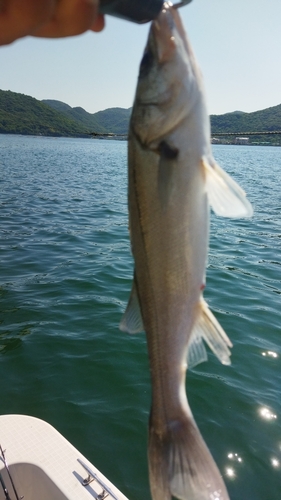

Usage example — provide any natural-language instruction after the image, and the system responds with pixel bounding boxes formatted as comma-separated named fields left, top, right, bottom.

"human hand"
left=0, top=0, right=105, bottom=46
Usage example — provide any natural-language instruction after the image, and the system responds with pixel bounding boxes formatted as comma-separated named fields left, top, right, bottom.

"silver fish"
left=120, top=3, right=252, bottom=500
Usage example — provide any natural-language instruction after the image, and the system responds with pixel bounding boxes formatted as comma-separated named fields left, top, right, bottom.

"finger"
left=32, top=0, right=103, bottom=38
left=90, top=12, right=104, bottom=32
left=0, top=0, right=56, bottom=45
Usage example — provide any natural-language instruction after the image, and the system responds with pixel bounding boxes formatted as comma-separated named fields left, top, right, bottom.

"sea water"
left=0, top=135, right=280, bottom=500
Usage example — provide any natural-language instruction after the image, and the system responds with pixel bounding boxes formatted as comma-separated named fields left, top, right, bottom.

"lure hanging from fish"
left=121, top=3, right=252, bottom=500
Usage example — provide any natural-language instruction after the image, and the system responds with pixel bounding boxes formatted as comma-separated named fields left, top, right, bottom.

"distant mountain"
left=42, top=99, right=131, bottom=135
left=226, top=110, right=246, bottom=115
left=1, top=89, right=280, bottom=140
left=0, top=90, right=90, bottom=137
left=40, top=99, right=73, bottom=113
left=211, top=104, right=281, bottom=133
left=0, top=90, right=91, bottom=137
left=36, top=100, right=281, bottom=138
left=44, top=98, right=281, bottom=136
left=42, top=99, right=107, bottom=133
left=91, top=107, right=131, bottom=134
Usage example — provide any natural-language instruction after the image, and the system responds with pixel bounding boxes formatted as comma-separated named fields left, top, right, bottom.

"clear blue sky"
left=0, top=0, right=280, bottom=115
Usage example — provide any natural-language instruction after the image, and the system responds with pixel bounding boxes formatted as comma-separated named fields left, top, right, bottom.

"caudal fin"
left=148, top=411, right=230, bottom=500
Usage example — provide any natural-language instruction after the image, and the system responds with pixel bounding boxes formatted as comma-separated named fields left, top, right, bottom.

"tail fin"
left=148, top=411, right=230, bottom=500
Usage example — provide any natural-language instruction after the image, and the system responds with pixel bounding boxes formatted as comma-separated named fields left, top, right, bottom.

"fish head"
left=131, top=2, right=204, bottom=148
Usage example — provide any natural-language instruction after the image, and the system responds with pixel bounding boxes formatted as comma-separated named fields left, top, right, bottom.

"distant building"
left=235, top=137, right=249, bottom=145
left=211, top=137, right=221, bottom=144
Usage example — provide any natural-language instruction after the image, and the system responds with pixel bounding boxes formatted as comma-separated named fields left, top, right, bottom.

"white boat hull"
left=0, top=414, right=129, bottom=500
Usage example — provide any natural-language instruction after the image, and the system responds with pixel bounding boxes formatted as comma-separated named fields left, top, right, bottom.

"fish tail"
left=148, top=410, right=230, bottom=500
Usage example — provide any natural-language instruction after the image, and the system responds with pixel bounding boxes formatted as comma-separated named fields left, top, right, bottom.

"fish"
left=120, top=3, right=252, bottom=500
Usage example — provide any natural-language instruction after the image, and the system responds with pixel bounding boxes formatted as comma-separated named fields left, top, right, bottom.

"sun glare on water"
left=261, top=350, right=278, bottom=358
left=225, top=451, right=243, bottom=480
left=259, top=407, right=277, bottom=420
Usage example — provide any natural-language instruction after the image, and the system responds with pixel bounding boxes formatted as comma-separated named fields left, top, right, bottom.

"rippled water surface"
left=0, top=135, right=280, bottom=500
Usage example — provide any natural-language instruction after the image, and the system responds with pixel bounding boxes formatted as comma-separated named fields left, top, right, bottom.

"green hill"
left=1, top=89, right=280, bottom=141
left=211, top=104, right=281, bottom=134
left=0, top=90, right=89, bottom=137
left=43, top=99, right=131, bottom=134
left=42, top=99, right=108, bottom=133
left=40, top=99, right=73, bottom=113
left=91, top=107, right=131, bottom=134
left=43, top=100, right=281, bottom=134
left=44, top=97, right=281, bottom=137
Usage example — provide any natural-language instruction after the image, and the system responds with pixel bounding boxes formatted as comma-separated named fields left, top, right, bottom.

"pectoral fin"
left=119, top=276, right=144, bottom=333
left=187, top=297, right=232, bottom=368
left=203, top=157, right=253, bottom=218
